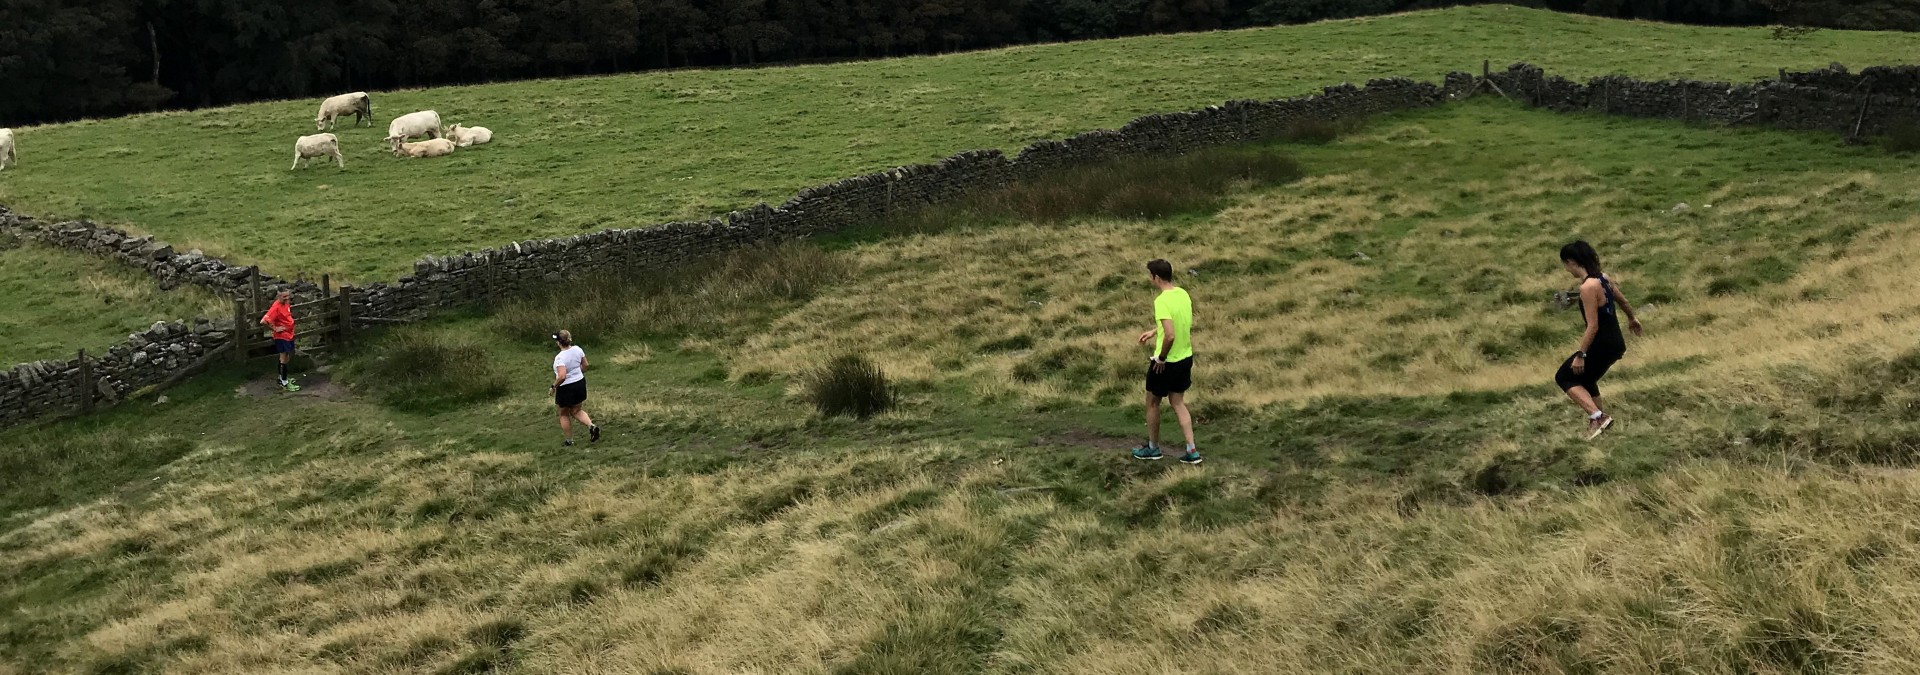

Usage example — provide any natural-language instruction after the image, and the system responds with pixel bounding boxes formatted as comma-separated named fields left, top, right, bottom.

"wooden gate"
left=229, top=270, right=355, bottom=363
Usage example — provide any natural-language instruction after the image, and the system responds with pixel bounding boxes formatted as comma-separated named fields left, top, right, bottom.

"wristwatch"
left=1574, top=351, right=1587, bottom=359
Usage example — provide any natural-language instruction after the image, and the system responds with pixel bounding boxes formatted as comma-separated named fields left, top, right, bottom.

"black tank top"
left=1584, top=276, right=1626, bottom=356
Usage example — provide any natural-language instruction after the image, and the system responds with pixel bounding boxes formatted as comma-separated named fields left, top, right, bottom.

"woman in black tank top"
left=1554, top=241, right=1643, bottom=440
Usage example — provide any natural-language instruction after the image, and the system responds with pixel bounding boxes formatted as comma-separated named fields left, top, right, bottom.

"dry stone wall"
left=0, top=206, right=322, bottom=300
left=0, top=318, right=235, bottom=428
left=1488, top=62, right=1920, bottom=136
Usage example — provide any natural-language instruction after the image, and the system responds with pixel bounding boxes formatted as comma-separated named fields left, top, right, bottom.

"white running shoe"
left=1585, top=414, right=1614, bottom=441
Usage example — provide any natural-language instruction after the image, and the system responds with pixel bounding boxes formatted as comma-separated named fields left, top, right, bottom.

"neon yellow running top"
left=1152, top=287, right=1193, bottom=362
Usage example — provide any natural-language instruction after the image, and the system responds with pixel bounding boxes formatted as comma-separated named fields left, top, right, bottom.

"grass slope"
left=2, top=5, right=1918, bottom=280
left=0, top=239, right=224, bottom=366
left=7, top=101, right=1920, bottom=673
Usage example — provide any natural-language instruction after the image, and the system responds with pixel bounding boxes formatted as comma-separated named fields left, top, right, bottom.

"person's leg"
left=1168, top=392, right=1196, bottom=451
left=1146, top=392, right=1163, bottom=447
left=1564, top=386, right=1600, bottom=416
left=558, top=406, right=574, bottom=440
left=1134, top=391, right=1167, bottom=459
left=1555, top=355, right=1599, bottom=415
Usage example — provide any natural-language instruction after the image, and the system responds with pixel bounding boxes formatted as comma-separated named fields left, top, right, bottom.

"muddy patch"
left=237, top=372, right=351, bottom=402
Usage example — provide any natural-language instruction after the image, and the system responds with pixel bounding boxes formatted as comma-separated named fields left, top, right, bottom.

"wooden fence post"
left=248, top=267, right=262, bottom=315
left=338, top=286, right=354, bottom=346
left=76, top=349, right=92, bottom=414
left=320, top=274, right=331, bottom=306
left=232, top=296, right=248, bottom=364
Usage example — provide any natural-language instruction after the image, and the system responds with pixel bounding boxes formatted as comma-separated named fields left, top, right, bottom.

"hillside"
left=2, top=5, right=1918, bottom=280
left=7, top=95, right=1920, bottom=672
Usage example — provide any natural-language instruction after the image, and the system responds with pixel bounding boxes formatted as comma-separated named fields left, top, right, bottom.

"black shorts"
left=1554, top=350, right=1621, bottom=397
left=1145, top=356, right=1194, bottom=397
left=555, top=380, right=587, bottom=408
left=273, top=338, right=295, bottom=354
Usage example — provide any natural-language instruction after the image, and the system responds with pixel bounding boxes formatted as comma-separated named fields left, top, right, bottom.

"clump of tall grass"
left=1257, top=117, right=1361, bottom=145
left=491, top=242, right=846, bottom=343
left=1882, top=122, right=1920, bottom=154
left=342, top=331, right=511, bottom=414
left=806, top=354, right=896, bottom=419
left=885, top=145, right=1303, bottom=233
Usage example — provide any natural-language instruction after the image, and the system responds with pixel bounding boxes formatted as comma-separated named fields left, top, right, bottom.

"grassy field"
left=7, top=98, right=1920, bottom=673
left=0, top=238, right=225, bottom=366
left=2, top=5, right=1919, bottom=281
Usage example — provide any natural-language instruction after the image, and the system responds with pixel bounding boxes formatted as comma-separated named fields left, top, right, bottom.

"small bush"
left=344, top=331, right=511, bottom=414
left=1882, top=122, right=1920, bottom=154
left=807, top=354, right=896, bottom=419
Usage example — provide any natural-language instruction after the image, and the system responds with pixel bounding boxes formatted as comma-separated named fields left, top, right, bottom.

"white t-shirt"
left=553, top=346, right=585, bottom=386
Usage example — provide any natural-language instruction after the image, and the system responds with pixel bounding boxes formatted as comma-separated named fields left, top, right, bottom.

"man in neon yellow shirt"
left=1132, top=259, right=1200, bottom=464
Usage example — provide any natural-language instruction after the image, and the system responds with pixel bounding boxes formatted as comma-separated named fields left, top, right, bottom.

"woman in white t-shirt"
left=550, top=330, right=600, bottom=446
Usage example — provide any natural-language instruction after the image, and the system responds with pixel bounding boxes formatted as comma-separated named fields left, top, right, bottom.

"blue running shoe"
left=1178, top=450, right=1203, bottom=465
left=1131, top=445, right=1164, bottom=461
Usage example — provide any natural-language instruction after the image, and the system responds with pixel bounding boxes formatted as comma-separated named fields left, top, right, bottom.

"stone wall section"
left=1488, top=62, right=1920, bottom=136
left=0, top=318, right=233, bottom=428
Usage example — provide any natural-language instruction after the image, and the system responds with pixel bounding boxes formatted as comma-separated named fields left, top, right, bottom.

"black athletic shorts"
left=1554, top=350, right=1620, bottom=398
left=554, top=380, right=587, bottom=408
left=273, top=338, right=295, bottom=354
left=1145, top=356, right=1194, bottom=397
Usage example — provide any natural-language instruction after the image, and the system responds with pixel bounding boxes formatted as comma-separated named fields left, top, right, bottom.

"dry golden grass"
left=13, top=434, right=1920, bottom=673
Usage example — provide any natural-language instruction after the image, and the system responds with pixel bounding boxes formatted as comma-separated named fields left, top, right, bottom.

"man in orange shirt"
left=260, top=290, right=300, bottom=392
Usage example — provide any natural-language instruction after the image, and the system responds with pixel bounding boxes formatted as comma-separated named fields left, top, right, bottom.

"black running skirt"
left=554, top=380, right=587, bottom=408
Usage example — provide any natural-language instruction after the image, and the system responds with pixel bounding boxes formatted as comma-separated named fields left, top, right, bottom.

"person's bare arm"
left=1573, top=280, right=1603, bottom=373
left=553, top=365, right=568, bottom=389
left=1606, top=276, right=1644, bottom=336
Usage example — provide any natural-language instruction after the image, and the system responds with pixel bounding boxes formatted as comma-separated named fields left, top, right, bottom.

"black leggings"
left=1554, top=350, right=1620, bottom=398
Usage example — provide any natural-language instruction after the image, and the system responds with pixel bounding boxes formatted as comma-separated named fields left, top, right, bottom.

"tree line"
left=1, top=0, right=1912, bottom=126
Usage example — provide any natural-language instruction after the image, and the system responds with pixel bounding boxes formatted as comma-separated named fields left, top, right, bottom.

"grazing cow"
left=384, top=110, right=442, bottom=151
left=0, top=129, right=13, bottom=171
left=292, top=133, right=344, bottom=169
left=314, top=92, right=374, bottom=131
left=394, top=138, right=456, bottom=158
left=443, top=124, right=493, bottom=147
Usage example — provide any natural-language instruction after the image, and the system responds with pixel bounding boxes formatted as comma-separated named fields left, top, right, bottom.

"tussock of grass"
left=1883, top=122, right=1920, bottom=154
left=341, top=331, right=511, bottom=414
left=806, top=354, right=896, bottom=419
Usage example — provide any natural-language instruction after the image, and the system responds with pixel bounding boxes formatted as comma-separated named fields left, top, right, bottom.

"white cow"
left=385, top=110, right=442, bottom=151
left=0, top=129, right=13, bottom=171
left=314, top=92, right=373, bottom=131
left=443, top=124, right=493, bottom=147
left=292, top=133, right=343, bottom=169
left=394, top=138, right=456, bottom=158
